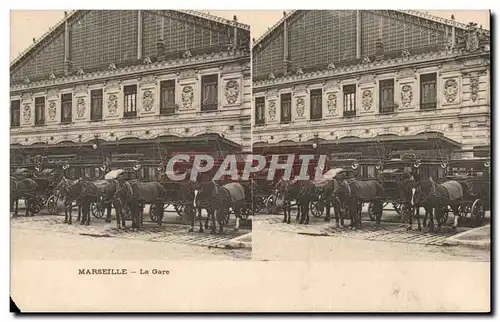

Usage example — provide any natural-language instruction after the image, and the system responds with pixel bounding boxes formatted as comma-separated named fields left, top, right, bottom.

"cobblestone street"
left=11, top=210, right=252, bottom=261
left=253, top=209, right=490, bottom=262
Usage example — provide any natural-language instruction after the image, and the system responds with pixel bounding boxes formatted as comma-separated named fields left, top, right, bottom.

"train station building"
left=252, top=10, right=490, bottom=179
left=10, top=10, right=251, bottom=179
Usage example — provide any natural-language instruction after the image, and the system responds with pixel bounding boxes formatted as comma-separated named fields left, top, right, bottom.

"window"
left=124, top=85, right=137, bottom=117
left=255, top=97, right=265, bottom=126
left=34, top=97, right=45, bottom=126
left=310, top=89, right=323, bottom=120
left=201, top=74, right=218, bottom=111
left=11, top=100, right=20, bottom=128
left=280, top=93, right=292, bottom=123
left=90, top=89, right=103, bottom=121
left=420, top=73, right=437, bottom=110
left=379, top=79, right=395, bottom=114
left=343, top=84, right=356, bottom=117
left=61, top=93, right=72, bottom=123
left=160, top=80, right=176, bottom=115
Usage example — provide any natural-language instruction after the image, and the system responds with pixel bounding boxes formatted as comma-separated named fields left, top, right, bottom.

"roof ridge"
left=179, top=10, right=250, bottom=30
left=252, top=10, right=489, bottom=51
left=10, top=10, right=77, bottom=68
left=10, top=9, right=249, bottom=69
left=397, top=9, right=490, bottom=32
left=253, top=10, right=297, bottom=48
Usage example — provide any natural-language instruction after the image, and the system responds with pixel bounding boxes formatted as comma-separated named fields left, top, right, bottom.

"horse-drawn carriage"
left=11, top=164, right=62, bottom=216
left=439, top=158, right=490, bottom=227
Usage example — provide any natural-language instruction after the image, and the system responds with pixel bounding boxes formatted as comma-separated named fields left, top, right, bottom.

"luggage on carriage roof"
left=104, top=169, right=125, bottom=180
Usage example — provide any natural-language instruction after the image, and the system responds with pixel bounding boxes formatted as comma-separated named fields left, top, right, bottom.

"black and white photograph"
left=7, top=6, right=492, bottom=313
left=9, top=10, right=252, bottom=263
left=251, top=10, right=491, bottom=263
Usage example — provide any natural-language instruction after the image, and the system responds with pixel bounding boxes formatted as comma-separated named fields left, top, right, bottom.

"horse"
left=11, top=178, right=39, bottom=217
left=337, top=179, right=385, bottom=230
left=10, top=176, right=19, bottom=214
left=54, top=177, right=84, bottom=224
left=194, top=181, right=246, bottom=234
left=92, top=179, right=120, bottom=223
left=389, top=171, right=424, bottom=231
left=320, top=179, right=347, bottom=228
left=411, top=177, right=464, bottom=232
left=275, top=179, right=317, bottom=225
left=157, top=171, right=205, bottom=233
left=113, top=180, right=166, bottom=230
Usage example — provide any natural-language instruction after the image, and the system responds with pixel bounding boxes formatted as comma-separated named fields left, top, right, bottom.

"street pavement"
left=252, top=206, right=490, bottom=262
left=10, top=202, right=252, bottom=261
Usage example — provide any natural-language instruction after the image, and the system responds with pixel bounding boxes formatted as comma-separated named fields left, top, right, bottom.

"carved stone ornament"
left=296, top=97, right=305, bottom=117
left=76, top=98, right=86, bottom=118
left=48, top=101, right=56, bottom=120
left=466, top=25, right=480, bottom=52
left=142, top=90, right=154, bottom=112
left=107, top=94, right=118, bottom=115
left=225, top=80, right=240, bottom=105
left=22, top=104, right=31, bottom=123
left=181, top=86, right=194, bottom=109
left=76, top=68, right=84, bottom=76
left=400, top=85, right=413, bottom=108
left=327, top=93, right=337, bottom=114
left=108, top=63, right=117, bottom=71
left=444, top=79, right=458, bottom=103
left=470, top=75, right=479, bottom=102
left=268, top=100, right=276, bottom=120
left=362, top=89, right=373, bottom=111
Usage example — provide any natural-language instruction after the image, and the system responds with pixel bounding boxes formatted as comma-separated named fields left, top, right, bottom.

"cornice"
left=11, top=49, right=250, bottom=93
left=253, top=49, right=489, bottom=89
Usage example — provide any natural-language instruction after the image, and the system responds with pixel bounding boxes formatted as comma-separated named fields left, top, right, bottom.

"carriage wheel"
left=393, top=202, right=402, bottom=215
left=91, top=202, right=105, bottom=219
left=437, top=206, right=449, bottom=225
left=400, top=203, right=413, bottom=221
left=253, top=196, right=264, bottom=213
left=240, top=207, right=252, bottom=220
left=46, top=195, right=58, bottom=215
left=310, top=201, right=324, bottom=217
left=174, top=204, right=184, bottom=217
left=28, top=199, right=43, bottom=214
left=266, top=195, right=276, bottom=214
left=149, top=204, right=158, bottom=221
left=368, top=202, right=376, bottom=221
left=471, top=199, right=486, bottom=227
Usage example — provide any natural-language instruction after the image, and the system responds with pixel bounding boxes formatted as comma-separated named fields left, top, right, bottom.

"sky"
left=10, top=10, right=490, bottom=62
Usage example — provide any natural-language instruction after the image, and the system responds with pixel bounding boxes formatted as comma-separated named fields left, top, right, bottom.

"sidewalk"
left=443, top=225, right=491, bottom=249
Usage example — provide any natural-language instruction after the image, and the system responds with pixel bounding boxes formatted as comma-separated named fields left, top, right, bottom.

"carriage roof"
left=104, top=169, right=125, bottom=179
left=14, top=168, right=31, bottom=175
left=323, top=168, right=354, bottom=179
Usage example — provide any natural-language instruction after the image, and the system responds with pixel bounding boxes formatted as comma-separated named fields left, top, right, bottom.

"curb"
left=442, top=225, right=491, bottom=249
left=225, top=232, right=252, bottom=249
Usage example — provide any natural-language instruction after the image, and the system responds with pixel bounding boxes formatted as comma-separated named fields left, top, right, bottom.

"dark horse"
left=11, top=177, right=39, bottom=217
left=93, top=179, right=120, bottom=223
left=194, top=181, right=246, bottom=234
left=337, top=179, right=385, bottom=229
left=411, top=177, right=464, bottom=232
left=113, top=180, right=166, bottom=230
left=275, top=179, right=317, bottom=225
left=319, top=178, right=347, bottom=228
left=54, top=177, right=82, bottom=224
